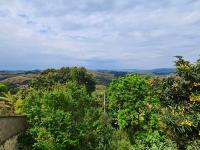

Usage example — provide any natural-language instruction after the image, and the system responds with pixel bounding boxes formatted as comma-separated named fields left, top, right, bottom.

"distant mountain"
left=120, top=68, right=176, bottom=75
left=93, top=68, right=175, bottom=85
left=0, top=70, right=41, bottom=74
left=0, top=70, right=40, bottom=91
left=149, top=68, right=176, bottom=74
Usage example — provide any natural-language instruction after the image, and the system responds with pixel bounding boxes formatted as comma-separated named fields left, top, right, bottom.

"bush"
left=0, top=83, right=8, bottom=94
left=21, top=82, right=92, bottom=149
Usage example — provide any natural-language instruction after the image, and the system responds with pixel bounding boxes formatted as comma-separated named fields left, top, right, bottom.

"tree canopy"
left=30, top=67, right=96, bottom=94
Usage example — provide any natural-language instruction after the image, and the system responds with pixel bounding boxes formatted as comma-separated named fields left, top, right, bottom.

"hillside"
left=120, top=68, right=176, bottom=74
left=0, top=68, right=175, bottom=90
left=0, top=71, right=39, bottom=90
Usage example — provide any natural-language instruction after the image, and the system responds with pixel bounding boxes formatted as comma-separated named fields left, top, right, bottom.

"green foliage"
left=0, top=91, right=19, bottom=115
left=109, top=130, right=134, bottom=150
left=106, top=74, right=170, bottom=149
left=22, top=82, right=91, bottom=149
left=29, top=67, right=96, bottom=94
left=14, top=58, right=199, bottom=150
left=160, top=106, right=199, bottom=149
left=153, top=56, right=200, bottom=149
left=81, top=110, right=114, bottom=150
left=0, top=83, right=8, bottom=94
left=107, top=74, right=159, bottom=129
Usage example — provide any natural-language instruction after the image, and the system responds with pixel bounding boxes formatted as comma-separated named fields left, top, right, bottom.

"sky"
left=0, top=0, right=200, bottom=70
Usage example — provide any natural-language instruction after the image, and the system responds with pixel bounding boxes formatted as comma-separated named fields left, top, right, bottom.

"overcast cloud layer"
left=0, top=0, right=200, bottom=70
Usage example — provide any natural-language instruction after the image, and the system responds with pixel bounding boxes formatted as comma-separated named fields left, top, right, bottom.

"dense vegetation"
left=0, top=57, right=199, bottom=150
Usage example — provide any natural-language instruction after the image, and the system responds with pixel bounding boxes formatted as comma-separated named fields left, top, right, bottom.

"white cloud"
left=0, top=0, right=199, bottom=69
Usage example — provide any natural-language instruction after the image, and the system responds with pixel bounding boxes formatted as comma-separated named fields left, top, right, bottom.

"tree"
left=107, top=74, right=168, bottom=148
left=107, top=74, right=159, bottom=128
left=22, top=82, right=93, bottom=149
left=30, top=67, right=96, bottom=94
left=154, top=56, right=200, bottom=150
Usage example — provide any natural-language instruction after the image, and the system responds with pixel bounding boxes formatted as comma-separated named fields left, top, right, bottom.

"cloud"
left=0, top=0, right=200, bottom=70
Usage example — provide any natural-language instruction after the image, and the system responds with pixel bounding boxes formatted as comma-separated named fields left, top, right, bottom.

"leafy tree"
left=107, top=74, right=167, bottom=148
left=29, top=67, right=96, bottom=94
left=154, top=56, right=200, bottom=150
left=21, top=81, right=115, bottom=150
left=107, top=74, right=159, bottom=128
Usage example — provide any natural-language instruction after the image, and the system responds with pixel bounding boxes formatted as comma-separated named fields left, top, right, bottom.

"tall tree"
left=154, top=56, right=200, bottom=150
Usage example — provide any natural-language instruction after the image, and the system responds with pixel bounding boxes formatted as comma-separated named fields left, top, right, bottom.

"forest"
left=0, top=56, right=199, bottom=150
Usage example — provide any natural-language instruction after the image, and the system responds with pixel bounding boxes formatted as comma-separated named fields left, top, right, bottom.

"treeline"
left=0, top=69, right=122, bottom=90
left=0, top=57, right=200, bottom=150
